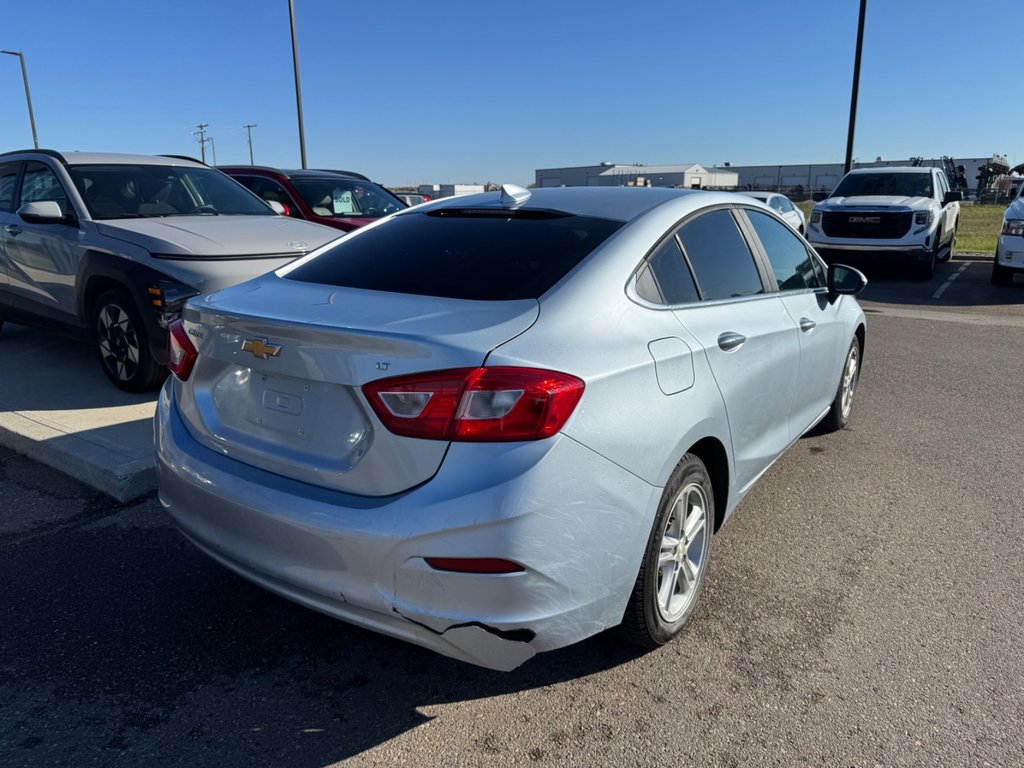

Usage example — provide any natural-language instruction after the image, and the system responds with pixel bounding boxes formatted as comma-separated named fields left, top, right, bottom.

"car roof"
left=421, top=186, right=713, bottom=223
left=218, top=165, right=370, bottom=182
left=0, top=149, right=208, bottom=167
left=846, top=166, right=934, bottom=175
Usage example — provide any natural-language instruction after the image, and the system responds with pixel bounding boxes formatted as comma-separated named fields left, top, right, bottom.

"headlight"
left=1002, top=218, right=1024, bottom=237
left=809, top=211, right=822, bottom=226
left=914, top=211, right=932, bottom=227
left=147, top=280, right=200, bottom=328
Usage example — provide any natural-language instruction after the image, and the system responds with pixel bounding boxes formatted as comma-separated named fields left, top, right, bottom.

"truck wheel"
left=938, top=222, right=957, bottom=263
left=915, top=249, right=936, bottom=280
left=92, top=288, right=166, bottom=392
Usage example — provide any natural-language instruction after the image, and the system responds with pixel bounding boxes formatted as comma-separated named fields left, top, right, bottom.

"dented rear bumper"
left=154, top=381, right=660, bottom=671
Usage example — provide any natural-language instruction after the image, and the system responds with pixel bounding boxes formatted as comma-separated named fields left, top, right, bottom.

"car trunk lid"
left=175, top=274, right=539, bottom=496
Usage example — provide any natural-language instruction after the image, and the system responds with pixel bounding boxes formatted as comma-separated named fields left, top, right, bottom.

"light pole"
left=243, top=123, right=257, bottom=165
left=207, top=135, right=217, bottom=165
left=843, top=0, right=867, bottom=175
left=2, top=50, right=39, bottom=149
left=288, top=0, right=307, bottom=169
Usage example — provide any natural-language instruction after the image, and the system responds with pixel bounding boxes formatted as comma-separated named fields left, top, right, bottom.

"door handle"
left=3, top=224, right=21, bottom=236
left=799, top=318, right=816, bottom=333
left=717, top=332, right=746, bottom=351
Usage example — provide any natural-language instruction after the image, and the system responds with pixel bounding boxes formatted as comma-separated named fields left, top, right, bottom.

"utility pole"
left=243, top=123, right=257, bottom=165
left=1, top=50, right=39, bottom=149
left=193, top=123, right=209, bottom=164
left=288, top=0, right=308, bottom=169
left=844, top=0, right=867, bottom=175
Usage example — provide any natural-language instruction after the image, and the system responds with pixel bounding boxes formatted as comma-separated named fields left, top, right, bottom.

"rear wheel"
left=991, top=258, right=1014, bottom=286
left=820, top=337, right=861, bottom=432
left=92, top=288, right=165, bottom=392
left=623, top=454, right=714, bottom=649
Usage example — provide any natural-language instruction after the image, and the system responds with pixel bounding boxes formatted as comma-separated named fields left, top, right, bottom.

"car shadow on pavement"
left=0, top=490, right=649, bottom=767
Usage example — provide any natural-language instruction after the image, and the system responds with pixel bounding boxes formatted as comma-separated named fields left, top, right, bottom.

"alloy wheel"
left=840, top=343, right=859, bottom=421
left=655, top=482, right=711, bottom=623
left=96, top=302, right=141, bottom=383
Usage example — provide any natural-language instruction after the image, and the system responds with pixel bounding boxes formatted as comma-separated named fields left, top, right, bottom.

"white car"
left=992, top=178, right=1024, bottom=286
left=743, top=191, right=806, bottom=235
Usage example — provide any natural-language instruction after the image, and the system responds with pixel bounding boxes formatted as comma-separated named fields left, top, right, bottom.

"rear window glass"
left=284, top=209, right=623, bottom=300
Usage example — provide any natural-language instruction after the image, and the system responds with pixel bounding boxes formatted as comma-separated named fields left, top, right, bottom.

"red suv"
left=219, top=166, right=406, bottom=233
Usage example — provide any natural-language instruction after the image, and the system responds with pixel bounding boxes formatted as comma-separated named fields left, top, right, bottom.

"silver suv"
left=0, top=150, right=339, bottom=390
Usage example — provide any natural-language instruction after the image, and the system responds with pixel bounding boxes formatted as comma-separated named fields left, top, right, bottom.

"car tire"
left=820, top=337, right=861, bottom=432
left=991, top=258, right=1014, bottom=286
left=92, top=288, right=166, bottom=392
left=622, top=453, right=714, bottom=649
left=915, top=247, right=936, bottom=280
left=938, top=223, right=956, bottom=263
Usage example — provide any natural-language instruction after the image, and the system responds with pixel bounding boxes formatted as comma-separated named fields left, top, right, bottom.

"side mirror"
left=811, top=191, right=828, bottom=202
left=18, top=200, right=71, bottom=224
left=943, top=190, right=963, bottom=205
left=266, top=200, right=286, bottom=215
left=827, top=263, right=867, bottom=302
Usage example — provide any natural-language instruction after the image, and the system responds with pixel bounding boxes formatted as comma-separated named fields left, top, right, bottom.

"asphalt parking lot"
left=1, top=255, right=1023, bottom=767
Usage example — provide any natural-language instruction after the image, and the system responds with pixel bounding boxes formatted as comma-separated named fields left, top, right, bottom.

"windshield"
left=68, top=164, right=273, bottom=219
left=833, top=172, right=933, bottom=199
left=291, top=177, right=405, bottom=219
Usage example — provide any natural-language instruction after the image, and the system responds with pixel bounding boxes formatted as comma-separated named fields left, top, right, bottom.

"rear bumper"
left=154, top=381, right=660, bottom=670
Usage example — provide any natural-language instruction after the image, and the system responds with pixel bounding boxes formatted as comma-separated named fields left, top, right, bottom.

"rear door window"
left=284, top=209, right=623, bottom=300
left=677, top=209, right=764, bottom=300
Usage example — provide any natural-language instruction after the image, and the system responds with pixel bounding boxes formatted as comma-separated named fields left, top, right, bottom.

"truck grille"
left=822, top=211, right=912, bottom=239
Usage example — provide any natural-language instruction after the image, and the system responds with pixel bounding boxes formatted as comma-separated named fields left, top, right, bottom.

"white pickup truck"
left=806, top=166, right=962, bottom=279
left=992, top=178, right=1024, bottom=286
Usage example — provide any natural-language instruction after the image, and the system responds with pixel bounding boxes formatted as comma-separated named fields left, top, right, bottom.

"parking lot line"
left=931, top=263, right=970, bottom=300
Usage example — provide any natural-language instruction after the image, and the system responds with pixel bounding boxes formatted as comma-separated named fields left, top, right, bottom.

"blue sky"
left=2, top=0, right=1019, bottom=187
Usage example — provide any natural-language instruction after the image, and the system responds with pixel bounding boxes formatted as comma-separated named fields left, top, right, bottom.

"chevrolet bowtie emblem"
left=241, top=338, right=282, bottom=359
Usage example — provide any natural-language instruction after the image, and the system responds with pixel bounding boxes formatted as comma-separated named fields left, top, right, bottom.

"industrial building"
left=535, top=163, right=738, bottom=190
left=536, top=157, right=997, bottom=194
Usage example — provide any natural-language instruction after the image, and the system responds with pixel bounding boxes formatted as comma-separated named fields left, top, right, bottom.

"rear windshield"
left=283, top=209, right=623, bottom=300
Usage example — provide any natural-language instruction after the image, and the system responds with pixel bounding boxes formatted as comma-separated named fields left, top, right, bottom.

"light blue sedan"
left=155, top=185, right=867, bottom=670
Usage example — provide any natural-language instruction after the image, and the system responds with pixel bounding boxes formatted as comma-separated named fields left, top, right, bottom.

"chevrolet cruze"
left=155, top=186, right=867, bottom=670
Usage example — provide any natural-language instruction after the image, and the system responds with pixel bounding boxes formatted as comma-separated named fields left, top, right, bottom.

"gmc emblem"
left=848, top=216, right=881, bottom=224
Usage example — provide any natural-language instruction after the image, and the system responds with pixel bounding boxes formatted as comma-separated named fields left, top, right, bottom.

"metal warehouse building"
left=536, top=157, right=994, bottom=193
left=535, top=163, right=738, bottom=189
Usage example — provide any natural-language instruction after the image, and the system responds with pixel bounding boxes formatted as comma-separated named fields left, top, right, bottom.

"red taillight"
left=362, top=366, right=584, bottom=442
left=424, top=557, right=525, bottom=574
left=167, top=319, right=197, bottom=381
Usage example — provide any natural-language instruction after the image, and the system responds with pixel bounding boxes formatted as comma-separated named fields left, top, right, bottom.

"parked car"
left=219, top=166, right=406, bottom=233
left=742, top=191, right=806, bottom=234
left=0, top=150, right=339, bottom=391
left=992, top=178, right=1024, bottom=286
left=395, top=192, right=430, bottom=207
left=806, top=166, right=961, bottom=279
left=155, top=185, right=867, bottom=670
